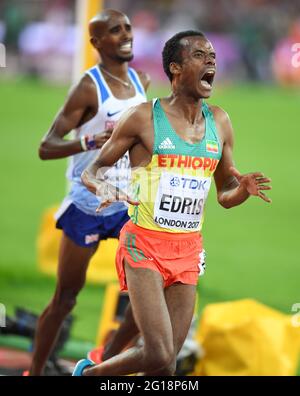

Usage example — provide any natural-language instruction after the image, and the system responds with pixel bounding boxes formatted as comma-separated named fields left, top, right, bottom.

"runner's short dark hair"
left=162, top=30, right=206, bottom=81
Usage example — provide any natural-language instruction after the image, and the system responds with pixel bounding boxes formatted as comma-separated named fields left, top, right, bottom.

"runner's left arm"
left=213, top=108, right=272, bottom=208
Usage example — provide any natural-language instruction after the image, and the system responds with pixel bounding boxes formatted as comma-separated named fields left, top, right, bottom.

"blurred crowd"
left=1, top=0, right=300, bottom=85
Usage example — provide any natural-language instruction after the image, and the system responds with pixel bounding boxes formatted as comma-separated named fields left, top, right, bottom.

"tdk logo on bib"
left=170, top=176, right=208, bottom=191
left=170, top=177, right=180, bottom=187
left=154, top=172, right=212, bottom=231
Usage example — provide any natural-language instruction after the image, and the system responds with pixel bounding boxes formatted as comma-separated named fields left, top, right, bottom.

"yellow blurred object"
left=73, top=0, right=103, bottom=79
left=96, top=283, right=128, bottom=346
left=37, top=206, right=118, bottom=283
left=193, top=299, right=300, bottom=376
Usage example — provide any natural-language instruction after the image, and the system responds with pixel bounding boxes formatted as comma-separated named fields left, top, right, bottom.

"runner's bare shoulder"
left=65, top=74, right=98, bottom=107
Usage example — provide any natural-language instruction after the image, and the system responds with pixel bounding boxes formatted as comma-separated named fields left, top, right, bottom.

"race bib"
left=154, top=172, right=211, bottom=231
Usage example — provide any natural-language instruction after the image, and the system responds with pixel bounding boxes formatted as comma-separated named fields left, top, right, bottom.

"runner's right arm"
left=81, top=104, right=147, bottom=208
left=38, top=75, right=112, bottom=160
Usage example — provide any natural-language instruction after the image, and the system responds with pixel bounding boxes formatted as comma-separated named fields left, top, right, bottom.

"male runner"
left=74, top=30, right=272, bottom=376
left=29, top=9, right=149, bottom=376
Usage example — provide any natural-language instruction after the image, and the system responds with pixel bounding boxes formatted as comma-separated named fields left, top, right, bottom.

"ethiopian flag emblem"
left=206, top=140, right=219, bottom=153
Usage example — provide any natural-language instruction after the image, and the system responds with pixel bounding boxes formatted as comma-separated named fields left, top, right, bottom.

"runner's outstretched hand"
left=229, top=166, right=272, bottom=203
left=95, top=182, right=139, bottom=213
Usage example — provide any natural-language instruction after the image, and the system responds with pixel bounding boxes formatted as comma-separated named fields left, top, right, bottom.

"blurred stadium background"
left=0, top=0, right=300, bottom=375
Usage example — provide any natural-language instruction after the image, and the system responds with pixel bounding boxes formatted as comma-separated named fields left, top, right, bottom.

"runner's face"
left=179, top=37, right=216, bottom=98
left=98, top=15, right=133, bottom=62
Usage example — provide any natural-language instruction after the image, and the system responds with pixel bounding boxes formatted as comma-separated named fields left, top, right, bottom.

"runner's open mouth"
left=120, top=41, right=132, bottom=52
left=201, top=71, right=215, bottom=86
